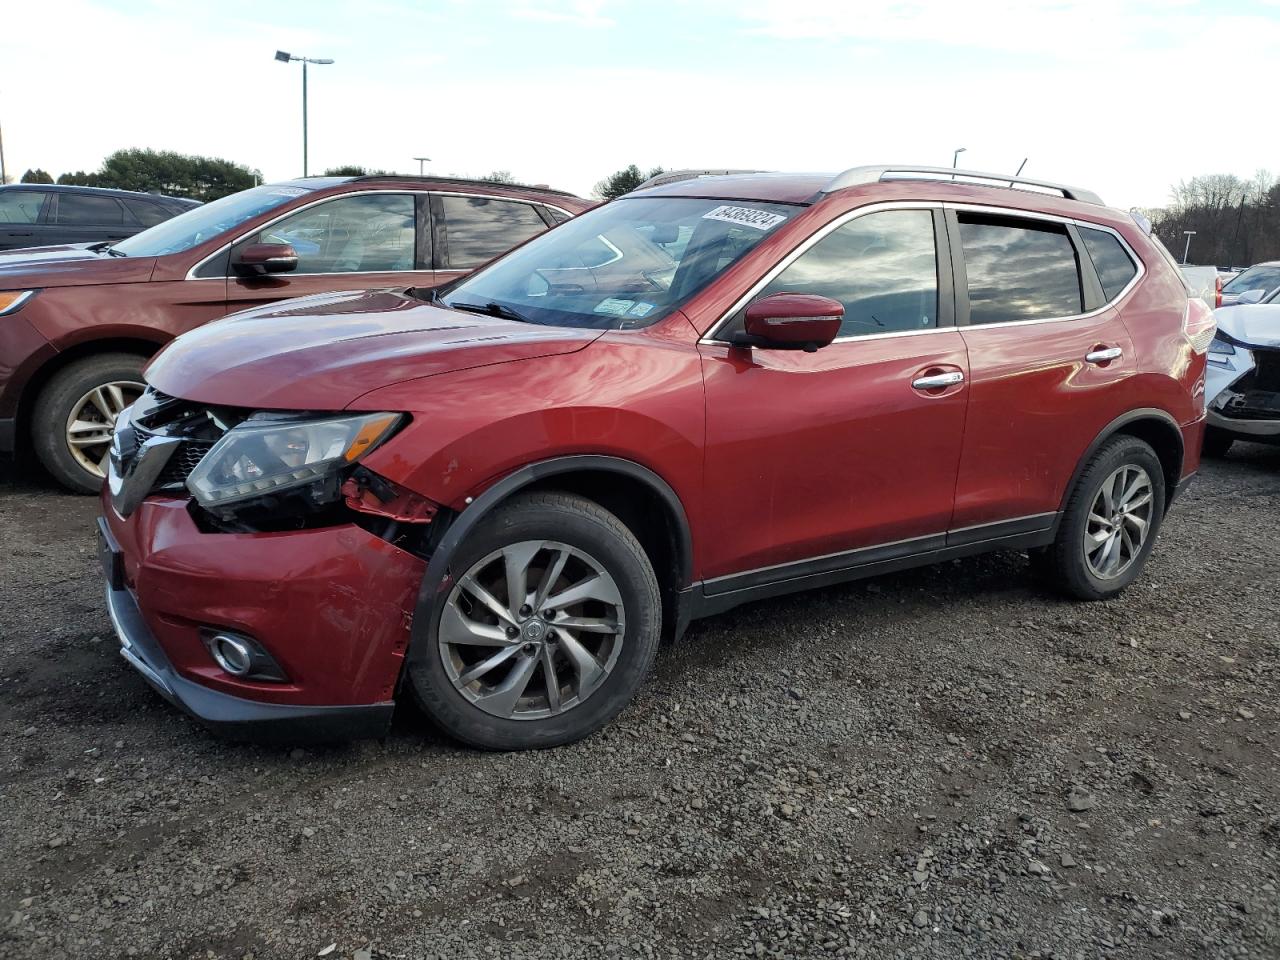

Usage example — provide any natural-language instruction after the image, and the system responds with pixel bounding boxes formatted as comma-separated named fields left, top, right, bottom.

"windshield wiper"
left=447, top=300, right=531, bottom=324
left=104, top=246, right=128, bottom=257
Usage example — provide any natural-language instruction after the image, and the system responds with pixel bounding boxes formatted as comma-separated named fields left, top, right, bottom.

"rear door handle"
left=1085, top=347, right=1123, bottom=364
left=911, top=371, right=965, bottom=389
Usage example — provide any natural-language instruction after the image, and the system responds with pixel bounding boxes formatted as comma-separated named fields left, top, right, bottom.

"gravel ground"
left=1, top=447, right=1278, bottom=960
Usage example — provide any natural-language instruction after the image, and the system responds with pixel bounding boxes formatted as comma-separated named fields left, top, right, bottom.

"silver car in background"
left=1219, top=261, right=1280, bottom=306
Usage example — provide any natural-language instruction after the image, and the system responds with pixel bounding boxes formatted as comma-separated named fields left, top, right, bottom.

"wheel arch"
left=403, top=455, right=695, bottom=680
left=1059, top=408, right=1185, bottom=517
left=15, top=337, right=161, bottom=454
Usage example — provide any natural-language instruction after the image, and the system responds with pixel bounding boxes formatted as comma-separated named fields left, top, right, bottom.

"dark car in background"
left=0, top=176, right=590, bottom=492
left=0, top=183, right=200, bottom=251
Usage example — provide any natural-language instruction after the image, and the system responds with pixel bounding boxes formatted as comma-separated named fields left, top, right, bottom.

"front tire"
left=408, top=492, right=662, bottom=750
left=30, top=353, right=146, bottom=494
left=1038, top=435, right=1166, bottom=601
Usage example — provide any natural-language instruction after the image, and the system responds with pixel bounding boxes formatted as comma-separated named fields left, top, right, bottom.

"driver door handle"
left=1085, top=346, right=1123, bottom=364
left=911, top=370, right=965, bottom=389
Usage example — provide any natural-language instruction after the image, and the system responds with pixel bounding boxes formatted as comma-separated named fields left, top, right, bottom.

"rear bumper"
left=104, top=572, right=395, bottom=742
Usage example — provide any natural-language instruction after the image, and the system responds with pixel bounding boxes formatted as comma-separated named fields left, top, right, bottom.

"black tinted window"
left=0, top=190, right=47, bottom=224
left=123, top=199, right=173, bottom=227
left=959, top=217, right=1081, bottom=324
left=55, top=193, right=125, bottom=225
left=749, top=209, right=938, bottom=338
left=1079, top=227, right=1137, bottom=301
left=441, top=196, right=548, bottom=269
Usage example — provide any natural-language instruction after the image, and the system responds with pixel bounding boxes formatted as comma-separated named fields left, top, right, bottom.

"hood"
left=0, top=243, right=157, bottom=288
left=145, top=288, right=605, bottom=410
left=1214, top=304, right=1280, bottom=349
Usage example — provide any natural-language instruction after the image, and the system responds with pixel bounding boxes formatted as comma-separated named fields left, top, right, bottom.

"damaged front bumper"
left=1206, top=342, right=1280, bottom=443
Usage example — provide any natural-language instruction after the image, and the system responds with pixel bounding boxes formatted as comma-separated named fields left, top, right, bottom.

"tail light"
left=1185, top=297, right=1217, bottom=355
left=1215, top=275, right=1223, bottom=309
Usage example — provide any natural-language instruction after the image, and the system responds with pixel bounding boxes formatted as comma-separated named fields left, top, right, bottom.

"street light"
left=413, top=156, right=432, bottom=176
left=275, top=50, right=334, bottom=177
left=952, top=147, right=966, bottom=168
left=1182, top=230, right=1197, bottom=265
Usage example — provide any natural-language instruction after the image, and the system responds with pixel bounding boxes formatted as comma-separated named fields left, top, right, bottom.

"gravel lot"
left=2, top=447, right=1278, bottom=960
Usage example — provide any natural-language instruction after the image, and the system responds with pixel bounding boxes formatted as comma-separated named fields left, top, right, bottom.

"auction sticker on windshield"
left=701, top=205, right=788, bottom=230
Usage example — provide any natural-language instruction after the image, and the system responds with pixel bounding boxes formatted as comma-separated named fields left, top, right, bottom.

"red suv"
left=97, top=165, right=1214, bottom=749
left=0, top=176, right=589, bottom=492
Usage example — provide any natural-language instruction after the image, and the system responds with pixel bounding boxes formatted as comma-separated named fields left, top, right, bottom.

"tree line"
left=1143, top=172, right=1279, bottom=268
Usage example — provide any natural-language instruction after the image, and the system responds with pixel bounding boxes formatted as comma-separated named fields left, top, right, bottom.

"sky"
left=2, top=0, right=1278, bottom=208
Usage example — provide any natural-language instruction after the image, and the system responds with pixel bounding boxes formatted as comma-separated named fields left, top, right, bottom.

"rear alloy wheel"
left=409, top=492, right=661, bottom=750
left=1036, top=435, right=1166, bottom=601
left=31, top=353, right=147, bottom=494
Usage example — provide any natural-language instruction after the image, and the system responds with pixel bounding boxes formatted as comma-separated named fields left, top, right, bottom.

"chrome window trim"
left=699, top=200, right=1146, bottom=345
left=184, top=190, right=574, bottom=281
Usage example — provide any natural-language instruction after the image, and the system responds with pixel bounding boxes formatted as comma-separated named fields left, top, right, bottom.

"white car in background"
left=1204, top=285, right=1280, bottom=456
left=1219, top=261, right=1280, bottom=306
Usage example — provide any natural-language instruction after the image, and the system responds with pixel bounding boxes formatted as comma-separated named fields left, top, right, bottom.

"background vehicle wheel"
left=31, top=353, right=146, bottom=494
left=1201, top=428, right=1234, bottom=459
left=408, top=492, right=662, bottom=750
left=1038, top=435, right=1166, bottom=601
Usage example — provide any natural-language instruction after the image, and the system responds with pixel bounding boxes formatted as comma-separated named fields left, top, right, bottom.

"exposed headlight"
left=186, top=412, right=402, bottom=507
left=1207, top=334, right=1237, bottom=366
left=0, top=290, right=36, bottom=315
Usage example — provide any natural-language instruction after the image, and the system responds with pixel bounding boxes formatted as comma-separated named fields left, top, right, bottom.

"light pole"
left=952, top=147, right=966, bottom=169
left=275, top=51, right=334, bottom=177
left=1182, top=230, right=1196, bottom=264
left=413, top=156, right=432, bottom=176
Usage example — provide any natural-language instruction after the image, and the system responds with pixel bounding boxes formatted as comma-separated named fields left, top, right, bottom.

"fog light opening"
left=210, top=634, right=253, bottom=676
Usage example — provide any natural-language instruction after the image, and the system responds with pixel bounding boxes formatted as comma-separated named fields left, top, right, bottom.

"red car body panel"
left=97, top=172, right=1207, bottom=738
left=100, top=497, right=424, bottom=706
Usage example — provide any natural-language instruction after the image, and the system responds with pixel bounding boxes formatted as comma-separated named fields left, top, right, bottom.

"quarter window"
left=123, top=198, right=174, bottom=228
left=744, top=209, right=939, bottom=338
left=959, top=216, right=1082, bottom=324
left=55, top=193, right=125, bottom=225
left=255, top=194, right=416, bottom=274
left=440, top=196, right=549, bottom=269
left=0, top=190, right=47, bottom=224
left=1079, top=227, right=1138, bottom=301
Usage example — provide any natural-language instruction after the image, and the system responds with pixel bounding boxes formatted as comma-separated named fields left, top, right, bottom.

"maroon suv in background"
left=0, top=176, right=590, bottom=492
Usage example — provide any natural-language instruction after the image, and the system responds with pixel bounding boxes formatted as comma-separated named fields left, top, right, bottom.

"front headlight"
left=186, top=412, right=402, bottom=507
left=1207, top=334, right=1237, bottom=366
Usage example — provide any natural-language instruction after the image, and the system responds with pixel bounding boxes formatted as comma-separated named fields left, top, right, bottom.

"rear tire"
left=31, top=353, right=147, bottom=494
left=1038, top=435, right=1166, bottom=601
left=408, top=492, right=662, bottom=750
left=1201, top=428, right=1234, bottom=459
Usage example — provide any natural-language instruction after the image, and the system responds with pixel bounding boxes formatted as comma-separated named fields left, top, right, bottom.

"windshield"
left=111, top=184, right=315, bottom=257
left=441, top=196, right=798, bottom=329
left=1223, top=264, right=1280, bottom=294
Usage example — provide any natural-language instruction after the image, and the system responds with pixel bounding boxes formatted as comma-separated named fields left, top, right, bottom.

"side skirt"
left=685, top=514, right=1058, bottom=622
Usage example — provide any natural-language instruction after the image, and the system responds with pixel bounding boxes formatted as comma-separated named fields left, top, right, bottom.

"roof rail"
left=351, top=174, right=582, bottom=199
left=632, top=168, right=767, bottom=192
left=822, top=165, right=1104, bottom=205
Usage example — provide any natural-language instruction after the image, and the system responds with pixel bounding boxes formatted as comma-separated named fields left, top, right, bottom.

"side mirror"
left=233, top=243, right=299, bottom=276
left=737, top=293, right=843, bottom=350
left=1238, top=288, right=1266, bottom=305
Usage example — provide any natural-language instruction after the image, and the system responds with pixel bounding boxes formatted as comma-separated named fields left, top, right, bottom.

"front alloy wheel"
left=440, top=541, right=626, bottom=720
left=408, top=492, right=662, bottom=750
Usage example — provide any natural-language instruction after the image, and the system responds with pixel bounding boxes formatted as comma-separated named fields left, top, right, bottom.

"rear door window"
left=439, top=196, right=549, bottom=269
left=1078, top=227, right=1138, bottom=301
left=0, top=190, right=48, bottom=224
left=958, top=215, right=1082, bottom=324
left=55, top=193, right=127, bottom=225
left=123, top=198, right=174, bottom=227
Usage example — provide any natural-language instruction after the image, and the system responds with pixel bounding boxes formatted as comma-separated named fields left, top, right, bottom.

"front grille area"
left=122, top=387, right=244, bottom=496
